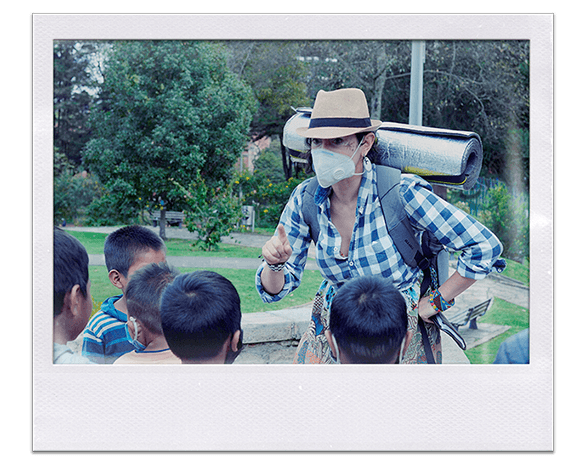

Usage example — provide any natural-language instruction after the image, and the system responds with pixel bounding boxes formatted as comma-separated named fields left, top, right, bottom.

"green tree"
left=226, top=41, right=311, bottom=179
left=54, top=41, right=101, bottom=166
left=83, top=41, right=257, bottom=238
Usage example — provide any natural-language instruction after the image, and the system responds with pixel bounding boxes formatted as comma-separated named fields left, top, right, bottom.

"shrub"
left=173, top=172, right=242, bottom=251
left=480, top=182, right=529, bottom=262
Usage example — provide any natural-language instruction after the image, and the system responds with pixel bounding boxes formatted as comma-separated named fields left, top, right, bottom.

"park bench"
left=150, top=210, right=185, bottom=227
left=446, top=297, right=494, bottom=330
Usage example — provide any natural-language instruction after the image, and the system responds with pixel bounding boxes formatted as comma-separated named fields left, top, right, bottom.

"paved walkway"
left=68, top=225, right=529, bottom=364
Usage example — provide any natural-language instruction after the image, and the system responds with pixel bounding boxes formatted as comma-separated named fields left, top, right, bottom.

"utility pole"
left=409, top=40, right=449, bottom=282
left=409, top=41, right=425, bottom=127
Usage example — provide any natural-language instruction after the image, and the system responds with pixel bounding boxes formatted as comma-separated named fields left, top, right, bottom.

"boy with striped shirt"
left=81, top=225, right=166, bottom=364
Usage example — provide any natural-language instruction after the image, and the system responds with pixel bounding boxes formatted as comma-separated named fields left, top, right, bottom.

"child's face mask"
left=311, top=137, right=365, bottom=188
left=224, top=330, right=244, bottom=364
left=126, top=316, right=146, bottom=352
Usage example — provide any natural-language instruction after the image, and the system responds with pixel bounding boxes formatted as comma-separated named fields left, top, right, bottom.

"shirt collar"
left=100, top=294, right=127, bottom=322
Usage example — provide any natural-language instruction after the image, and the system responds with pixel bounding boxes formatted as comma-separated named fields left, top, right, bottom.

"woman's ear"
left=359, top=132, right=376, bottom=160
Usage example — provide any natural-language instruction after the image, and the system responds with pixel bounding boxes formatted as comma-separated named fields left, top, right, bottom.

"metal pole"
left=409, top=40, right=425, bottom=126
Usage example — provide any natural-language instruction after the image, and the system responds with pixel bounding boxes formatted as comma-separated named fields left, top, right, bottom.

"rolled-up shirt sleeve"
left=400, top=175, right=504, bottom=280
left=255, top=181, right=313, bottom=302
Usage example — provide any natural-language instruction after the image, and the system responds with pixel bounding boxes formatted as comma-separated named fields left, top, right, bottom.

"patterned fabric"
left=256, top=164, right=503, bottom=304
left=81, top=295, right=134, bottom=364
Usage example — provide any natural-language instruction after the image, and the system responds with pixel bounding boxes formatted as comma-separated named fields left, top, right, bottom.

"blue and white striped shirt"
left=81, top=295, right=134, bottom=364
left=256, top=164, right=504, bottom=303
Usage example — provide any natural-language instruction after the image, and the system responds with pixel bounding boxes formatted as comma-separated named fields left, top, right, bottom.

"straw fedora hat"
left=296, top=88, right=382, bottom=139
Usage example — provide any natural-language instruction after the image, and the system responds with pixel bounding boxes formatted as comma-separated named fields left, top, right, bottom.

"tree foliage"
left=172, top=173, right=242, bottom=251
left=54, top=41, right=101, bottom=166
left=83, top=41, right=257, bottom=234
left=55, top=39, right=530, bottom=230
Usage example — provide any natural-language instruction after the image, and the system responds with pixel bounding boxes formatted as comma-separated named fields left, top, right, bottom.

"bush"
left=236, top=171, right=307, bottom=228
left=173, top=172, right=242, bottom=251
left=84, top=178, right=141, bottom=226
left=480, top=182, right=529, bottom=262
left=54, top=149, right=102, bottom=225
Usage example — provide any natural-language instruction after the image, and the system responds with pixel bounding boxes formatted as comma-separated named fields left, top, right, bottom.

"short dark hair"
left=330, top=275, right=408, bottom=364
left=104, top=225, right=166, bottom=277
left=54, top=227, right=89, bottom=317
left=160, top=271, right=242, bottom=361
left=125, top=262, right=180, bottom=335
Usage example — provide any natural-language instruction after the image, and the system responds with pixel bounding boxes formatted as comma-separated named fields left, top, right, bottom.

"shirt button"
left=334, top=247, right=338, bottom=252
left=349, top=261, right=354, bottom=266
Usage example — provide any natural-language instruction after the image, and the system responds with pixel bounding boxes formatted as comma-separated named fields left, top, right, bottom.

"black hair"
left=330, top=275, right=408, bottom=364
left=103, top=225, right=166, bottom=277
left=160, top=271, right=242, bottom=361
left=125, top=262, right=180, bottom=335
left=303, top=132, right=379, bottom=175
left=54, top=227, right=89, bottom=317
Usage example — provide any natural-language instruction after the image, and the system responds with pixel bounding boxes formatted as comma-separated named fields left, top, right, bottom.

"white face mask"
left=311, top=138, right=364, bottom=188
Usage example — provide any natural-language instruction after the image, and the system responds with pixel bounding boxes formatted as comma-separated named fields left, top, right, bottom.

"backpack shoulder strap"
left=375, top=165, right=428, bottom=270
left=302, top=177, right=320, bottom=244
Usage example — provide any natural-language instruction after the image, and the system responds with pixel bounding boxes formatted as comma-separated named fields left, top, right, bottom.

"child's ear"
left=325, top=329, right=338, bottom=359
left=108, top=269, right=124, bottom=290
left=62, top=284, right=82, bottom=318
left=69, top=284, right=83, bottom=317
left=230, top=330, right=241, bottom=352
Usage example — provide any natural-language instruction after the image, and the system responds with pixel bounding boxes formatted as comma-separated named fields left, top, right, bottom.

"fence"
left=452, top=177, right=529, bottom=219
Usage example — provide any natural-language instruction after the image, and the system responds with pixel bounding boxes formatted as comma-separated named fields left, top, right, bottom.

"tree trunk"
left=280, top=134, right=292, bottom=180
left=159, top=208, right=167, bottom=241
left=370, top=44, right=388, bottom=120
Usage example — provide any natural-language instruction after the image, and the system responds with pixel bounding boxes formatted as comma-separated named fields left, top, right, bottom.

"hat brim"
left=296, top=120, right=382, bottom=139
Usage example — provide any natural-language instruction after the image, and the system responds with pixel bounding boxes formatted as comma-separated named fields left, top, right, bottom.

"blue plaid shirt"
left=256, top=164, right=504, bottom=303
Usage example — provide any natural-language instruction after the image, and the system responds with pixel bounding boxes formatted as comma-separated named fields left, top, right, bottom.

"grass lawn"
left=464, top=298, right=529, bottom=364
left=88, top=265, right=322, bottom=317
left=67, top=230, right=263, bottom=258
left=73, top=230, right=322, bottom=316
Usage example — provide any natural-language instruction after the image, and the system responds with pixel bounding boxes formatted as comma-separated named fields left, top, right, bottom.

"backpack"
left=301, top=165, right=467, bottom=357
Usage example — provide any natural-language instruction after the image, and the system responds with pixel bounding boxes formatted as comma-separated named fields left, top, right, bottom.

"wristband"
left=261, top=257, right=285, bottom=272
left=428, top=288, right=455, bottom=313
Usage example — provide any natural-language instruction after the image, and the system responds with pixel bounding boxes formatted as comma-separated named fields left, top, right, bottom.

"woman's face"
left=311, top=133, right=373, bottom=174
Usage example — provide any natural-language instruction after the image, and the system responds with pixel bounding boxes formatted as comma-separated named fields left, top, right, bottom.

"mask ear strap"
left=331, top=334, right=341, bottom=364
left=129, top=316, right=139, bottom=341
left=352, top=138, right=368, bottom=176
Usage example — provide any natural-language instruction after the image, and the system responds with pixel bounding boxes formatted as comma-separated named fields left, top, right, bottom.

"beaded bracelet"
left=428, top=288, right=455, bottom=313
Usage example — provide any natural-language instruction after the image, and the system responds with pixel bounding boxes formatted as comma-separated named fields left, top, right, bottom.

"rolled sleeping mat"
left=375, top=122, right=483, bottom=190
left=282, top=109, right=483, bottom=191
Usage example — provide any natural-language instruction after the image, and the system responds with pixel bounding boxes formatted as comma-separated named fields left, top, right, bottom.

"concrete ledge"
left=241, top=304, right=312, bottom=343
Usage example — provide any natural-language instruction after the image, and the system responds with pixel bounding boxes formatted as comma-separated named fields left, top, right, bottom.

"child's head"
left=326, top=275, right=409, bottom=364
left=160, top=271, right=243, bottom=364
left=53, top=227, right=93, bottom=341
left=104, top=225, right=166, bottom=292
left=125, top=261, right=180, bottom=348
